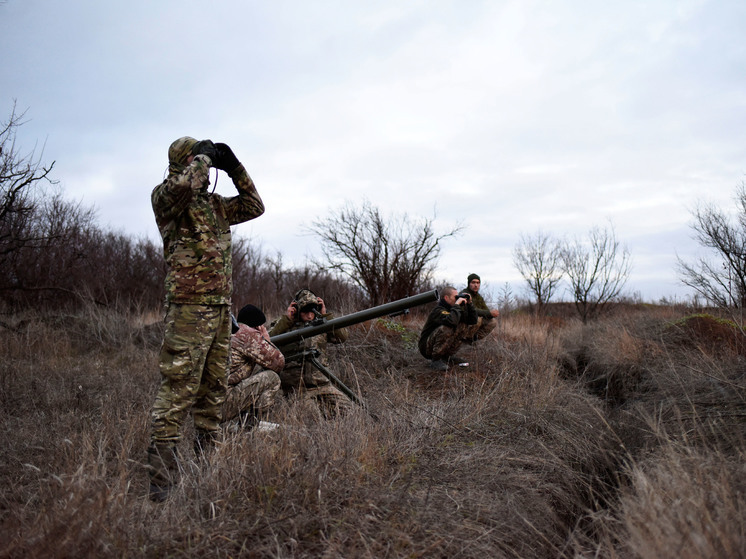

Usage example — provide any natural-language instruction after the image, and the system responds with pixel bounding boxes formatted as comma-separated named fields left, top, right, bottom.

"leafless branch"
left=307, top=200, right=464, bottom=305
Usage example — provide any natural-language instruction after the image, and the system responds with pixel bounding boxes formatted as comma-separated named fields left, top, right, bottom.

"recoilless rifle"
left=269, top=290, right=438, bottom=413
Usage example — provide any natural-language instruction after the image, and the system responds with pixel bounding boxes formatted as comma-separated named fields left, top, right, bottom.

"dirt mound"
left=665, top=314, right=746, bottom=356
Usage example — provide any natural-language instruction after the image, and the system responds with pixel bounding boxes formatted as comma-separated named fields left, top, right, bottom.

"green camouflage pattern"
left=222, top=369, right=281, bottom=421
left=418, top=299, right=477, bottom=358
left=422, top=321, right=483, bottom=359
left=222, top=324, right=285, bottom=421
left=268, top=312, right=351, bottom=415
left=465, top=287, right=495, bottom=320
left=294, top=288, right=320, bottom=311
left=418, top=295, right=487, bottom=359
left=168, top=136, right=198, bottom=166
left=151, top=153, right=265, bottom=305
left=150, top=303, right=231, bottom=444
left=289, top=384, right=353, bottom=419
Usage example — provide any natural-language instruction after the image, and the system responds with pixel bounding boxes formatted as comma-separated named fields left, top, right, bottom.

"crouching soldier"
left=463, top=273, right=499, bottom=343
left=222, top=304, right=284, bottom=428
left=269, top=289, right=352, bottom=418
left=418, top=286, right=479, bottom=371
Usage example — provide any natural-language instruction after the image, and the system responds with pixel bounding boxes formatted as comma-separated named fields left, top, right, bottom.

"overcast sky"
left=3, top=0, right=745, bottom=302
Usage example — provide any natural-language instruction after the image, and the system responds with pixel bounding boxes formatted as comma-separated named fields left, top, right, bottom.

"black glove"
left=214, top=143, right=240, bottom=173
left=191, top=140, right=219, bottom=166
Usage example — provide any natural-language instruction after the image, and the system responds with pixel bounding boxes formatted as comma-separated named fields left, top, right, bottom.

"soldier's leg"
left=146, top=442, right=179, bottom=502
left=306, top=384, right=353, bottom=419
left=222, top=370, right=281, bottom=423
left=150, top=303, right=210, bottom=444
left=471, top=317, right=496, bottom=342
left=193, top=305, right=230, bottom=452
left=250, top=370, right=282, bottom=417
left=426, top=325, right=463, bottom=359
left=279, top=363, right=303, bottom=395
left=454, top=321, right=483, bottom=345
left=148, top=303, right=209, bottom=498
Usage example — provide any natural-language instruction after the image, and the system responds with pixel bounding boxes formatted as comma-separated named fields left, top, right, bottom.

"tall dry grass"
left=0, top=303, right=744, bottom=557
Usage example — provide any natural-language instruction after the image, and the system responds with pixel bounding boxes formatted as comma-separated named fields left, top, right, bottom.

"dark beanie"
left=467, top=273, right=481, bottom=283
left=237, top=304, right=266, bottom=328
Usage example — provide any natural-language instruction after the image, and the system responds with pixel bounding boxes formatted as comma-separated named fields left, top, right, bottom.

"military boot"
left=146, top=442, right=179, bottom=502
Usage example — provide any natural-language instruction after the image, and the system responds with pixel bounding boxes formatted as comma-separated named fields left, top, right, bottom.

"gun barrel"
left=270, top=289, right=438, bottom=346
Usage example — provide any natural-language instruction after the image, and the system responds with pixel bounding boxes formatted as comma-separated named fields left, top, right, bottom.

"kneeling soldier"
left=418, top=286, right=479, bottom=371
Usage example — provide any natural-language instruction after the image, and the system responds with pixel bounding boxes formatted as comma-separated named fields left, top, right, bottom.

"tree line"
left=2, top=106, right=743, bottom=319
left=0, top=109, right=460, bottom=316
left=512, top=185, right=746, bottom=320
left=512, top=225, right=632, bottom=322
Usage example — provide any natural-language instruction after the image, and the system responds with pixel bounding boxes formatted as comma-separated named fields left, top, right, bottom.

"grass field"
left=1, top=304, right=744, bottom=558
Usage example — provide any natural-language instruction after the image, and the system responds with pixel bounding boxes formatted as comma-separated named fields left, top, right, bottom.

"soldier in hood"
left=147, top=137, right=265, bottom=502
left=269, top=288, right=351, bottom=418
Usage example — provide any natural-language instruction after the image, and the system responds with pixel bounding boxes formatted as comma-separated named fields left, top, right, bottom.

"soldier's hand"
left=491, top=309, right=500, bottom=318
left=214, top=142, right=241, bottom=173
left=287, top=302, right=298, bottom=320
left=317, top=297, right=326, bottom=314
left=192, top=140, right=219, bottom=165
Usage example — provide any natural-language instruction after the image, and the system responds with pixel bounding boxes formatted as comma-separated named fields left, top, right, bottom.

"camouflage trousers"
left=472, top=316, right=496, bottom=341
left=281, top=364, right=353, bottom=419
left=423, top=317, right=494, bottom=359
left=288, top=383, right=353, bottom=419
left=150, top=303, right=231, bottom=445
left=222, top=369, right=281, bottom=422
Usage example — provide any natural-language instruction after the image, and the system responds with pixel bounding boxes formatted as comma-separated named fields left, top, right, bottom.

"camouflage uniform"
left=465, top=287, right=497, bottom=341
left=269, top=290, right=351, bottom=418
left=222, top=324, right=284, bottom=422
left=148, top=136, right=264, bottom=494
left=418, top=296, right=479, bottom=360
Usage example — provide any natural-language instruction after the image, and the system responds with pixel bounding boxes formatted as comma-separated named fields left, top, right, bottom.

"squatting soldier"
left=418, top=286, right=479, bottom=371
left=223, top=304, right=284, bottom=427
left=147, top=136, right=265, bottom=502
left=463, top=273, right=499, bottom=343
left=269, top=288, right=352, bottom=418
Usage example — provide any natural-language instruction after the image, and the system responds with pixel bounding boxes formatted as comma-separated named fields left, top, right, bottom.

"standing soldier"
left=147, top=136, right=265, bottom=502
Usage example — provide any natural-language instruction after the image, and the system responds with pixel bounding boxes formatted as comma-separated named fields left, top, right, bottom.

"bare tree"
left=513, top=231, right=563, bottom=313
left=231, top=235, right=268, bottom=309
left=560, top=224, right=632, bottom=323
left=307, top=200, right=463, bottom=305
left=0, top=104, right=56, bottom=272
left=677, top=183, right=746, bottom=308
left=0, top=104, right=167, bottom=311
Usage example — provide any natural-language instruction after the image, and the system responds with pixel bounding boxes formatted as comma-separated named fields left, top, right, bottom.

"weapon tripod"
left=285, top=348, right=372, bottom=416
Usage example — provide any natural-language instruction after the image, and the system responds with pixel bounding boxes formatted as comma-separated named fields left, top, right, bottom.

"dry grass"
left=1, top=303, right=745, bottom=557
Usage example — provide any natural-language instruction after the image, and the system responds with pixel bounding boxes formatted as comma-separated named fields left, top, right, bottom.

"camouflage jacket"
left=268, top=313, right=348, bottom=364
left=418, top=298, right=477, bottom=356
left=151, top=155, right=265, bottom=305
left=228, top=324, right=285, bottom=386
left=465, top=287, right=494, bottom=320
left=269, top=313, right=348, bottom=389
